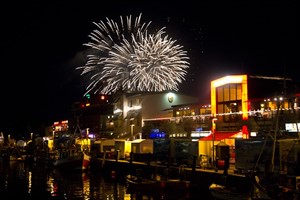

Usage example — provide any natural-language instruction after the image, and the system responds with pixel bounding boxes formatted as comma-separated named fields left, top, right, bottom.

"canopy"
left=199, top=131, right=240, bottom=141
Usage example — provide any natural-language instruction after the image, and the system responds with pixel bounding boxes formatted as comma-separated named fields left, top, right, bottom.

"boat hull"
left=125, top=174, right=190, bottom=196
left=53, top=152, right=90, bottom=171
left=125, top=174, right=161, bottom=194
left=209, top=183, right=251, bottom=200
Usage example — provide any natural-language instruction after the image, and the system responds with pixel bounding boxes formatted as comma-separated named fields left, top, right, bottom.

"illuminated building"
left=70, top=94, right=114, bottom=138
left=211, top=74, right=248, bottom=120
left=210, top=74, right=300, bottom=137
left=50, top=74, right=300, bottom=141
left=112, top=91, right=199, bottom=140
left=52, top=120, right=69, bottom=135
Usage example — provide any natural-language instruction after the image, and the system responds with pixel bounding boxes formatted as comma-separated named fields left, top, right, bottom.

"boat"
left=125, top=174, right=190, bottom=198
left=0, top=146, right=25, bottom=162
left=160, top=178, right=191, bottom=193
left=209, top=173, right=272, bottom=200
left=53, top=119, right=92, bottom=171
left=125, top=173, right=191, bottom=196
left=209, top=183, right=251, bottom=200
left=125, top=174, right=162, bottom=194
left=53, top=151, right=91, bottom=171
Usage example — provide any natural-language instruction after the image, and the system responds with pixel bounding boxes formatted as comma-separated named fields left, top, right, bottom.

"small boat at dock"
left=125, top=174, right=162, bottom=194
left=209, top=183, right=252, bottom=200
left=53, top=151, right=91, bottom=171
left=125, top=173, right=191, bottom=196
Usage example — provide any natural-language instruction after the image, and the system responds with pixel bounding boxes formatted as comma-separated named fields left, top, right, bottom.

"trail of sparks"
left=77, top=13, right=189, bottom=95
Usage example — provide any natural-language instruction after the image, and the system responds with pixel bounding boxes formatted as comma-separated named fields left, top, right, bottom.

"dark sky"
left=0, top=1, right=298, bottom=136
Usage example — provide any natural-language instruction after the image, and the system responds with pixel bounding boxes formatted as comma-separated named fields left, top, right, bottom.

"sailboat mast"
left=271, top=104, right=280, bottom=173
left=74, top=116, right=82, bottom=137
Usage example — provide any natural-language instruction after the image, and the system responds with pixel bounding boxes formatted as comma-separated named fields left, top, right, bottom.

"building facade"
left=112, top=91, right=199, bottom=140
left=48, top=74, right=300, bottom=141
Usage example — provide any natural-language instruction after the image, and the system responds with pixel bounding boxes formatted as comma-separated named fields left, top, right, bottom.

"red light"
left=160, top=181, right=166, bottom=188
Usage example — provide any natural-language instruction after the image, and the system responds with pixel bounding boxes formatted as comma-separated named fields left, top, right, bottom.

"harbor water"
left=0, top=160, right=213, bottom=199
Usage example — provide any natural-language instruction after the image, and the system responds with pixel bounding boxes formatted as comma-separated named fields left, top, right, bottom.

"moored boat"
left=53, top=151, right=91, bottom=171
left=209, top=183, right=252, bottom=200
left=125, top=173, right=191, bottom=196
left=209, top=180, right=273, bottom=200
left=125, top=174, right=162, bottom=194
left=160, top=178, right=191, bottom=192
left=82, top=151, right=91, bottom=170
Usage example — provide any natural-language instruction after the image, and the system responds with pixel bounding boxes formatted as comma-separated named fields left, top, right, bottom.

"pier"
left=90, top=156, right=249, bottom=192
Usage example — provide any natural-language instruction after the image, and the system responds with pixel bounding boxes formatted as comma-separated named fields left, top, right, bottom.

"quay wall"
left=90, top=158, right=249, bottom=192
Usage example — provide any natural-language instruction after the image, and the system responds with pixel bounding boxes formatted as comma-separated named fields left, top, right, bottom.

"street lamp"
left=130, top=124, right=135, bottom=140
left=212, top=118, right=217, bottom=169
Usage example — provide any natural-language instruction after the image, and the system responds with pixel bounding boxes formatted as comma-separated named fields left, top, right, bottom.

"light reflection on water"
left=0, top=161, right=134, bottom=199
left=0, top=160, right=208, bottom=199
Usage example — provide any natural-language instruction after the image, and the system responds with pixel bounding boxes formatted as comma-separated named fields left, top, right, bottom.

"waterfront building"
left=210, top=74, right=300, bottom=135
left=111, top=91, right=199, bottom=140
left=199, top=74, right=300, bottom=171
left=45, top=74, right=300, bottom=169
left=52, top=74, right=300, bottom=141
left=61, top=91, right=199, bottom=140
left=70, top=94, right=114, bottom=139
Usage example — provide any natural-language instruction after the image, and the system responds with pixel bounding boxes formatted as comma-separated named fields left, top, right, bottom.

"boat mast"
left=73, top=116, right=82, bottom=137
left=271, top=102, right=280, bottom=173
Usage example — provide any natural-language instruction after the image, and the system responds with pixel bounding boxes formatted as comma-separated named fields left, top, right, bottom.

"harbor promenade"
left=90, top=156, right=249, bottom=193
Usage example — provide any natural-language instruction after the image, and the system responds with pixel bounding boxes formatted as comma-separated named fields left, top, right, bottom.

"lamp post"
left=130, top=124, right=135, bottom=140
left=212, top=118, right=217, bottom=168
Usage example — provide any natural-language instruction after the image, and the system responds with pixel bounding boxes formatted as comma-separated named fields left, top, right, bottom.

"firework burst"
left=77, top=13, right=190, bottom=95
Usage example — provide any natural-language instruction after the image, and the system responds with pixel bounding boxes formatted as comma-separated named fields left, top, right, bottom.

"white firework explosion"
left=77, top=13, right=190, bottom=95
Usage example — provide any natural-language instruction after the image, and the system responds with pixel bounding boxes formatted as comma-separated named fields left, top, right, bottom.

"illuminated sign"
left=250, top=132, right=257, bottom=137
left=191, top=131, right=211, bottom=138
left=167, top=92, right=175, bottom=103
left=285, top=123, right=300, bottom=132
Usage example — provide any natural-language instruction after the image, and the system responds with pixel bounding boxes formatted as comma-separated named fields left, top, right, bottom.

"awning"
left=199, top=131, right=240, bottom=141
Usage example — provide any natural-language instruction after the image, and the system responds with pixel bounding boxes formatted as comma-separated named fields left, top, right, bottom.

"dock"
left=90, top=157, right=249, bottom=192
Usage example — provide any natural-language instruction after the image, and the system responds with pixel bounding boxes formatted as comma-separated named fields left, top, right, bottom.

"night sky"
left=0, top=1, right=298, bottom=137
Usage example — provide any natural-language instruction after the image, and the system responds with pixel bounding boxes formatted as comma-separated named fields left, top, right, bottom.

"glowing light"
left=129, top=105, right=142, bottom=110
left=212, top=75, right=245, bottom=87
left=113, top=108, right=122, bottom=114
left=166, top=92, right=175, bottom=103
left=211, top=74, right=248, bottom=120
left=77, top=13, right=189, bottom=95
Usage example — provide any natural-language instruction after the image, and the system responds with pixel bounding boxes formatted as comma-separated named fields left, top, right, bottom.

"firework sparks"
left=77, top=13, right=190, bottom=95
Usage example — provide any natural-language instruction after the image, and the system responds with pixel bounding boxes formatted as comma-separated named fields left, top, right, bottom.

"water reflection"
left=51, top=169, right=130, bottom=199
left=0, top=160, right=132, bottom=199
left=0, top=160, right=209, bottom=199
left=0, top=161, right=169, bottom=200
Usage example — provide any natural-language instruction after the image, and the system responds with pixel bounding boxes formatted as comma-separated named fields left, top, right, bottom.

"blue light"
left=150, top=132, right=166, bottom=139
left=195, top=127, right=203, bottom=132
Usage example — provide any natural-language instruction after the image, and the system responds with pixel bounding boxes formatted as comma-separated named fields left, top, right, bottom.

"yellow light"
left=166, top=92, right=175, bottom=103
left=212, top=75, right=244, bottom=87
left=211, top=74, right=248, bottom=120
